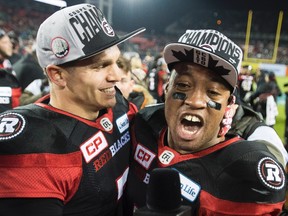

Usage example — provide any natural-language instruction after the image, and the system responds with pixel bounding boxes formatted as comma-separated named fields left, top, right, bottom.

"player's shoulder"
left=137, top=103, right=165, bottom=125
left=138, top=103, right=164, bottom=120
left=0, top=104, right=48, bottom=136
left=131, top=103, right=165, bottom=136
left=0, top=104, right=70, bottom=154
left=223, top=139, right=286, bottom=192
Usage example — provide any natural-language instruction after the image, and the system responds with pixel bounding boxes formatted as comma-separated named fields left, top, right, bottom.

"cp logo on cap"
left=257, top=157, right=285, bottom=190
left=51, top=37, right=70, bottom=58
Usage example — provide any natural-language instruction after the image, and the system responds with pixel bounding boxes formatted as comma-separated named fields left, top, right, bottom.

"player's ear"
left=163, top=82, right=171, bottom=102
left=218, top=95, right=237, bottom=137
left=164, top=82, right=170, bottom=95
left=228, top=95, right=235, bottom=105
left=45, top=65, right=66, bottom=87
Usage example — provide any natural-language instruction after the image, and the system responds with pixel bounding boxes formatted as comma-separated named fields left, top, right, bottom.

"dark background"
left=65, top=0, right=288, bottom=34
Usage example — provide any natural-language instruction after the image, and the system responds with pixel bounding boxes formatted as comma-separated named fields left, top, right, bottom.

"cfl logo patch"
left=100, top=117, right=113, bottom=132
left=134, top=144, right=156, bottom=170
left=257, top=157, right=285, bottom=190
left=159, top=150, right=175, bottom=165
left=0, top=113, right=26, bottom=140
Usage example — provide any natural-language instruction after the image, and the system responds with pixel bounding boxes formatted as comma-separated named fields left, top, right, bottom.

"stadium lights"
left=34, top=0, right=67, bottom=7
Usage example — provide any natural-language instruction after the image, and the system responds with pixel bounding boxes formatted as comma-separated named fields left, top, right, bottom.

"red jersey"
left=0, top=90, right=137, bottom=216
left=125, top=104, right=286, bottom=216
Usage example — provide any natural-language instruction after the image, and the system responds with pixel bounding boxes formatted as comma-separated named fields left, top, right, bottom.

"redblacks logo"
left=257, top=157, right=285, bottom=190
left=0, top=112, right=26, bottom=140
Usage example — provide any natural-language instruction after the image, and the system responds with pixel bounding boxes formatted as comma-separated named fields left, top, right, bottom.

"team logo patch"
left=134, top=144, right=156, bottom=170
left=257, top=157, right=285, bottom=190
left=51, top=37, right=69, bottom=58
left=159, top=150, right=175, bottom=165
left=116, top=114, right=129, bottom=133
left=102, top=19, right=115, bottom=37
left=100, top=117, right=113, bottom=132
left=174, top=169, right=201, bottom=202
left=80, top=131, right=108, bottom=163
left=0, top=113, right=26, bottom=140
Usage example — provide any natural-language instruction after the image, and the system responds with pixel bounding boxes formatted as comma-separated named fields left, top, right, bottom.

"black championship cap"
left=164, top=29, right=243, bottom=89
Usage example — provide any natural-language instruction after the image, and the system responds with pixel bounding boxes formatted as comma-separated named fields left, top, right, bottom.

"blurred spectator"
left=0, top=28, right=14, bottom=75
left=248, top=70, right=279, bottom=127
left=117, top=55, right=155, bottom=110
left=130, top=68, right=155, bottom=110
left=13, top=40, right=45, bottom=90
left=131, top=68, right=147, bottom=87
left=7, top=30, right=22, bottom=64
left=238, top=64, right=254, bottom=102
left=268, top=71, right=282, bottom=103
left=130, top=55, right=148, bottom=74
left=0, top=68, right=21, bottom=112
left=146, top=55, right=169, bottom=103
left=20, top=77, right=49, bottom=105
left=116, top=55, right=135, bottom=99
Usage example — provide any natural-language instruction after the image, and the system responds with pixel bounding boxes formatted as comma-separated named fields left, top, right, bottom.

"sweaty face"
left=165, top=63, right=231, bottom=154
left=62, top=45, right=122, bottom=113
left=0, top=35, right=13, bottom=58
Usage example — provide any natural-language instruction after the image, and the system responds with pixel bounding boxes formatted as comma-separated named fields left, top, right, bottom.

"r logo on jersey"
left=257, top=157, right=285, bottom=190
left=0, top=113, right=26, bottom=140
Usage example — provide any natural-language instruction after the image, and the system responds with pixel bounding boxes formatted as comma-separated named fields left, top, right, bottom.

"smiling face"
left=47, top=45, right=122, bottom=119
left=165, top=62, right=231, bottom=154
left=0, top=35, right=13, bottom=59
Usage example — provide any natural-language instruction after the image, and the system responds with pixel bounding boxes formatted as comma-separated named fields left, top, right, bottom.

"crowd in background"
left=1, top=1, right=288, bottom=64
left=0, top=1, right=287, bottom=144
left=237, top=65, right=282, bottom=127
left=0, top=23, right=284, bottom=128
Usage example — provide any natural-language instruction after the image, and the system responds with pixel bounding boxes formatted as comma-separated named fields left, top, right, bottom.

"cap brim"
left=79, top=27, right=146, bottom=61
left=163, top=43, right=238, bottom=89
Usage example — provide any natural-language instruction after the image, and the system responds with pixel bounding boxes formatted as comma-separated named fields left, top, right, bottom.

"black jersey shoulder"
left=136, top=103, right=166, bottom=135
left=0, top=103, right=79, bottom=155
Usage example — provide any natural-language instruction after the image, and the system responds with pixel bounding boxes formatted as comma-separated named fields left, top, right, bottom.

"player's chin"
left=174, top=141, right=200, bottom=154
left=104, top=98, right=117, bottom=108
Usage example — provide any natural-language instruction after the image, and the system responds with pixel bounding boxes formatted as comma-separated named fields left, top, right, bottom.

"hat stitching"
left=171, top=48, right=231, bottom=76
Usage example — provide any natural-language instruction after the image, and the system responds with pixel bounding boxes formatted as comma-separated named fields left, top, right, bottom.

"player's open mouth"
left=180, top=114, right=203, bottom=135
left=100, top=87, right=115, bottom=94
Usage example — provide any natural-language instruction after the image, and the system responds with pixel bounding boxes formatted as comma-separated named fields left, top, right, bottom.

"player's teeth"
left=101, top=87, right=114, bottom=93
left=184, top=115, right=200, bottom=122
